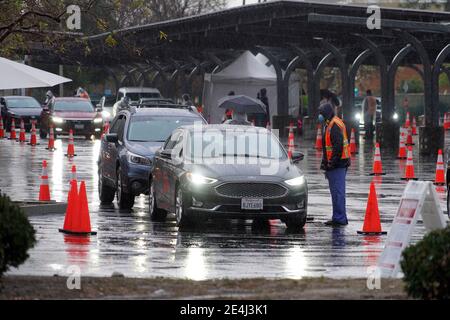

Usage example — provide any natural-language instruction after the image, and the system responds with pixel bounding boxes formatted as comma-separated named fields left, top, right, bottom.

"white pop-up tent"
left=202, top=51, right=300, bottom=124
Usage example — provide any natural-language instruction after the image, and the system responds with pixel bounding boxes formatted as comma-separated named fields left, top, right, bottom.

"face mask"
left=318, top=114, right=325, bottom=123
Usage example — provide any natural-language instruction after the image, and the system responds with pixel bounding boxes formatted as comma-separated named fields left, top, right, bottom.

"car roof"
left=181, top=124, right=270, bottom=133
left=119, top=87, right=160, bottom=93
left=2, top=96, right=36, bottom=99
left=127, top=107, right=203, bottom=118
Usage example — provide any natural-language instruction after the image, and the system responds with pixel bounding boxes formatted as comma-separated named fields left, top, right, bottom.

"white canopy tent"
left=0, top=57, right=71, bottom=90
left=202, top=51, right=300, bottom=124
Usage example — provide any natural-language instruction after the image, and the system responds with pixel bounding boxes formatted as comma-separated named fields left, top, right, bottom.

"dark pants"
left=325, top=167, right=348, bottom=224
left=364, top=114, right=374, bottom=139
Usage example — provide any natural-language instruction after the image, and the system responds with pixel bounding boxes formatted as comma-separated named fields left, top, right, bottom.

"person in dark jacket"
left=319, top=102, right=351, bottom=226
left=260, top=88, right=270, bottom=127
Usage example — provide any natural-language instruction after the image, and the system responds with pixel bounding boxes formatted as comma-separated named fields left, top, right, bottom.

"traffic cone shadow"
left=357, top=182, right=387, bottom=235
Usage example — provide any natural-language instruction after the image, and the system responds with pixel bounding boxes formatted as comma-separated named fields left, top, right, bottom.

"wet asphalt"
left=0, top=126, right=448, bottom=279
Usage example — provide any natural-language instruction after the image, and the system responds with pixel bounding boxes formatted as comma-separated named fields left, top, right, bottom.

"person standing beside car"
left=319, top=102, right=351, bottom=226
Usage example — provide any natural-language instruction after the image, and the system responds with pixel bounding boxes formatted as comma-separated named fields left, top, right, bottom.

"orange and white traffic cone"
left=0, top=117, right=4, bottom=139
left=287, top=127, right=295, bottom=159
left=349, top=128, right=357, bottom=154
left=405, top=126, right=414, bottom=146
left=8, top=118, right=16, bottom=140
left=357, top=182, right=387, bottom=235
left=434, top=149, right=445, bottom=186
left=397, top=128, right=407, bottom=159
left=18, top=119, right=26, bottom=143
left=370, top=142, right=385, bottom=175
left=70, top=165, right=77, bottom=183
left=315, top=126, right=322, bottom=150
left=404, top=112, right=411, bottom=128
left=38, top=160, right=51, bottom=201
left=65, top=129, right=76, bottom=157
left=445, top=113, right=450, bottom=130
left=46, top=125, right=56, bottom=151
left=401, top=146, right=418, bottom=180
left=412, top=117, right=417, bottom=135
left=28, top=121, right=38, bottom=146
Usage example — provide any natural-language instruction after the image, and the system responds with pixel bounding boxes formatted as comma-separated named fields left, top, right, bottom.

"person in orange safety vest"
left=319, top=102, right=351, bottom=226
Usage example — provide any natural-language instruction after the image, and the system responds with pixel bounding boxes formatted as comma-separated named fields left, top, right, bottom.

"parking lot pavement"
left=0, top=131, right=447, bottom=279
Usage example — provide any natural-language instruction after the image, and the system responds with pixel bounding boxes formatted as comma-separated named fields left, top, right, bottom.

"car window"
left=117, top=92, right=124, bottom=101
left=117, top=116, right=127, bottom=142
left=127, top=115, right=202, bottom=142
left=6, top=98, right=41, bottom=109
left=54, top=100, right=94, bottom=112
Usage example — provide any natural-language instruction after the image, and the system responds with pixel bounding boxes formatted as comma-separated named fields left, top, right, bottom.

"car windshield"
left=127, top=92, right=161, bottom=101
left=54, top=100, right=94, bottom=112
left=187, top=129, right=286, bottom=160
left=6, top=98, right=40, bottom=108
left=127, top=116, right=201, bottom=142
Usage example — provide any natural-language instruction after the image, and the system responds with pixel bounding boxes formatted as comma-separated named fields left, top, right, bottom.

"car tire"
left=40, top=129, right=47, bottom=139
left=149, top=178, right=167, bottom=221
left=98, top=166, right=115, bottom=204
left=284, top=213, right=307, bottom=230
left=175, top=187, right=195, bottom=229
left=116, top=166, right=135, bottom=210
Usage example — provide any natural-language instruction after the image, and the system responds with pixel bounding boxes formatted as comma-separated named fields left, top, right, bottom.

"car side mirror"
left=105, top=133, right=118, bottom=143
left=291, top=151, right=304, bottom=163
left=160, top=149, right=172, bottom=159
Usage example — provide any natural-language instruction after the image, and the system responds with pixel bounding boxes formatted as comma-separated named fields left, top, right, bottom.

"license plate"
left=74, top=124, right=84, bottom=129
left=241, top=198, right=263, bottom=210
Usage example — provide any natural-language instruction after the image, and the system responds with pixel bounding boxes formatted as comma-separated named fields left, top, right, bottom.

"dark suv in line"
left=98, top=107, right=207, bottom=209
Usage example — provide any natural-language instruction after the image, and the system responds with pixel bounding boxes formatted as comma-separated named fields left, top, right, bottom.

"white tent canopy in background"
left=202, top=51, right=300, bottom=124
left=0, top=57, right=72, bottom=90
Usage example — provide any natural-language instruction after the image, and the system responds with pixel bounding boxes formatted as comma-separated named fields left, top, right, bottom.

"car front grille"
left=215, top=183, right=288, bottom=199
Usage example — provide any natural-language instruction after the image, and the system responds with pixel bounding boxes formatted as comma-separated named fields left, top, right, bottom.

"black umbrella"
left=218, top=95, right=267, bottom=114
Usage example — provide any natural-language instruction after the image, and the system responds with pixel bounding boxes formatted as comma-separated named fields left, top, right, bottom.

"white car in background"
left=113, top=87, right=162, bottom=116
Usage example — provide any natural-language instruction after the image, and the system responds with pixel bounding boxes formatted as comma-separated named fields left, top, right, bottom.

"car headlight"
left=355, top=112, right=361, bottom=120
left=285, top=176, right=306, bottom=186
left=393, top=112, right=399, bottom=121
left=52, top=116, right=64, bottom=124
left=186, top=172, right=217, bottom=185
left=93, top=117, right=103, bottom=123
left=126, top=151, right=152, bottom=166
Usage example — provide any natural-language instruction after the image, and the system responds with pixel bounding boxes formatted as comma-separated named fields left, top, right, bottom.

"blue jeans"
left=325, top=167, right=348, bottom=224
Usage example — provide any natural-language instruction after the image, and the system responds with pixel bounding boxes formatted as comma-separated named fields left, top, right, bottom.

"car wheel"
left=175, top=187, right=195, bottom=229
left=149, top=178, right=167, bottom=221
left=98, top=166, right=115, bottom=204
left=116, top=166, right=135, bottom=210
left=39, top=129, right=47, bottom=139
left=284, top=213, right=307, bottom=230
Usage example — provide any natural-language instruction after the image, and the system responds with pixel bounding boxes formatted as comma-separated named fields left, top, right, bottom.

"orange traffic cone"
left=370, top=142, right=385, bottom=175
left=65, top=129, right=76, bottom=157
left=405, top=126, right=414, bottom=146
left=8, top=118, right=16, bottom=140
left=412, top=117, right=417, bottom=135
left=445, top=113, right=450, bottom=130
left=18, top=119, right=26, bottom=143
left=70, top=165, right=77, bottom=183
left=404, top=112, right=410, bottom=128
left=0, top=117, right=4, bottom=139
left=58, top=180, right=96, bottom=235
left=397, top=128, right=407, bottom=159
left=349, top=128, right=357, bottom=154
left=315, top=126, right=322, bottom=150
left=46, top=125, right=56, bottom=150
left=401, top=146, right=418, bottom=180
left=434, top=149, right=445, bottom=185
left=39, top=160, right=51, bottom=201
left=287, top=127, right=295, bottom=159
left=28, top=121, right=38, bottom=145
left=357, top=182, right=387, bottom=235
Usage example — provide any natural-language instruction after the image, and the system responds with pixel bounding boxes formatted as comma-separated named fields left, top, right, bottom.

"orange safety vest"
left=325, top=116, right=350, bottom=161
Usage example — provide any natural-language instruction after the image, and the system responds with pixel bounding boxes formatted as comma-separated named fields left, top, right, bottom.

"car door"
left=157, top=130, right=182, bottom=208
left=103, top=115, right=125, bottom=182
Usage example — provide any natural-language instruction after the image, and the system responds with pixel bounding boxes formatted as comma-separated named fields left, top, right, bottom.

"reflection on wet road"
left=0, top=131, right=447, bottom=279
